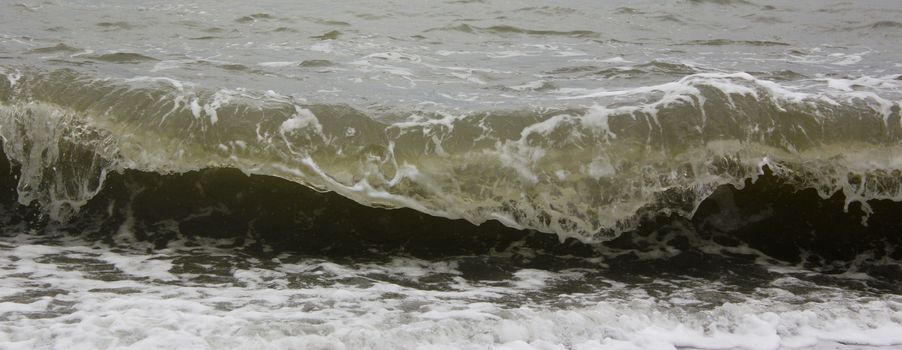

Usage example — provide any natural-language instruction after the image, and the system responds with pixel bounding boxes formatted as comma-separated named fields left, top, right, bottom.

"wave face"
left=2, top=0, right=902, bottom=241
left=1, top=68, right=901, bottom=240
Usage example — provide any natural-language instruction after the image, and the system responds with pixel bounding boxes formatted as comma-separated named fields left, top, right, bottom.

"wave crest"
left=1, top=67, right=901, bottom=241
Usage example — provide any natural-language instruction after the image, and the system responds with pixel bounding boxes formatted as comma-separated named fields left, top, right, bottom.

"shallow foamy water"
left=1, top=232, right=900, bottom=350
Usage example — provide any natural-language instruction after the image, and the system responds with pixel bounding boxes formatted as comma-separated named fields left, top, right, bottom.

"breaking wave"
left=1, top=67, right=901, bottom=242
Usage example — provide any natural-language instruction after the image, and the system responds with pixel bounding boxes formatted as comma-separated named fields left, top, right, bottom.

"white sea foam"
left=279, top=106, right=322, bottom=134
left=0, top=235, right=900, bottom=350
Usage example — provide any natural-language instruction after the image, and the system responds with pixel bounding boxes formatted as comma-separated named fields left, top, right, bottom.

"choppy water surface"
left=1, top=0, right=901, bottom=349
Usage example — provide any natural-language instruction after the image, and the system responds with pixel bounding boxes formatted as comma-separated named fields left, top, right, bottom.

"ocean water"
left=0, top=0, right=901, bottom=349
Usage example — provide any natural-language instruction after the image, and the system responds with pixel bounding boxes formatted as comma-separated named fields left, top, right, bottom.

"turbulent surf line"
left=0, top=223, right=900, bottom=350
left=1, top=68, right=901, bottom=241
